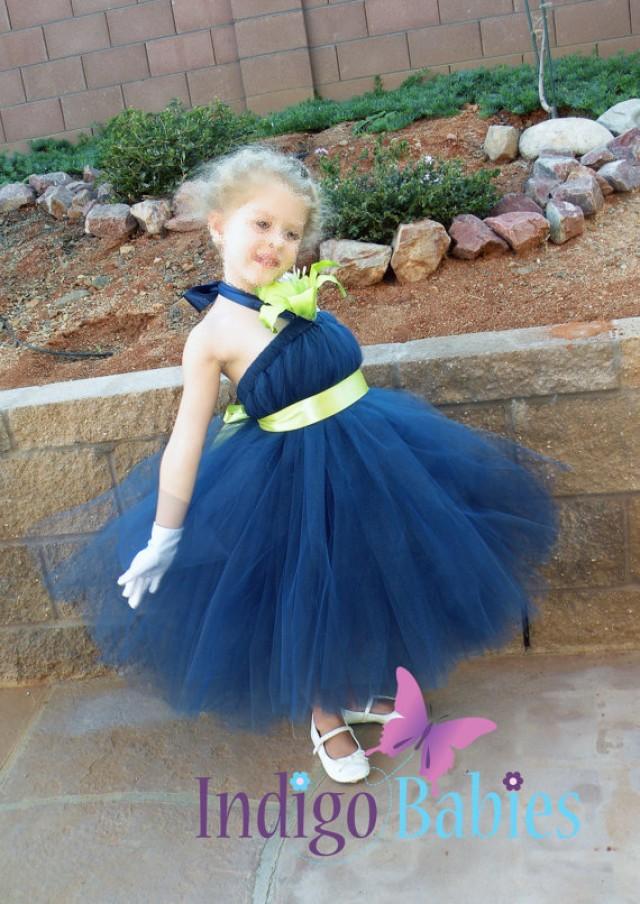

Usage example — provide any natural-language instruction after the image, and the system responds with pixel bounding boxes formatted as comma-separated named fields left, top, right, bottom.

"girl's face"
left=207, top=180, right=309, bottom=293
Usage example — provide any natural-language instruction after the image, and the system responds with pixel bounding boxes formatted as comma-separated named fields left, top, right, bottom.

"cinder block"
left=450, top=53, right=524, bottom=72
left=1, top=97, right=64, bottom=141
left=146, top=31, right=214, bottom=77
left=73, top=0, right=137, bottom=14
left=597, top=34, right=640, bottom=56
left=629, top=496, right=640, bottom=580
left=121, top=72, right=190, bottom=112
left=44, top=12, right=110, bottom=60
left=211, top=24, right=238, bottom=65
left=82, top=43, right=149, bottom=89
left=309, top=44, right=339, bottom=84
left=481, top=11, right=556, bottom=57
left=231, top=0, right=301, bottom=18
left=523, top=44, right=594, bottom=66
left=632, top=0, right=640, bottom=33
left=245, top=85, right=314, bottom=115
left=0, top=545, right=54, bottom=626
left=439, top=0, right=512, bottom=23
left=1, top=0, right=10, bottom=33
left=235, top=9, right=307, bottom=57
left=0, top=68, right=25, bottom=105
left=529, top=587, right=640, bottom=653
left=22, top=56, right=86, bottom=102
left=240, top=47, right=312, bottom=96
left=187, top=62, right=244, bottom=105
left=555, top=0, right=631, bottom=45
left=337, top=33, right=410, bottom=80
left=61, top=85, right=124, bottom=130
left=5, top=0, right=71, bottom=30
left=106, top=0, right=175, bottom=46
left=0, top=27, right=47, bottom=70
left=172, top=0, right=232, bottom=32
left=365, top=0, right=438, bottom=35
left=304, top=2, right=367, bottom=47
left=408, top=21, right=482, bottom=67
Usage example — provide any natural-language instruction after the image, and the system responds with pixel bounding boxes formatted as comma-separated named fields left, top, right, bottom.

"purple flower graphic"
left=289, top=771, right=311, bottom=793
left=502, top=770, right=524, bottom=792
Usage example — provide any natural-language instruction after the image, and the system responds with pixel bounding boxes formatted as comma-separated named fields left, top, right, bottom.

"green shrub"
left=94, top=98, right=259, bottom=202
left=0, top=134, right=100, bottom=185
left=318, top=139, right=501, bottom=244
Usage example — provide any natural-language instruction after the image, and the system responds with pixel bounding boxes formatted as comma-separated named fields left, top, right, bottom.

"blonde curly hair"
left=174, top=142, right=328, bottom=255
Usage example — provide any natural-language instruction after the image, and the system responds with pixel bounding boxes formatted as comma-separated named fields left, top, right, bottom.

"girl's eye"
left=287, top=232, right=300, bottom=241
left=256, top=220, right=269, bottom=229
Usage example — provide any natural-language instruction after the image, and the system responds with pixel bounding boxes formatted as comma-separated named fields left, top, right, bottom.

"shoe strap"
left=364, top=694, right=395, bottom=716
left=313, top=723, right=358, bottom=755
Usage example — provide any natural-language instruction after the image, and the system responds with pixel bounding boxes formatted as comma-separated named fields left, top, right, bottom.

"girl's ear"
left=207, top=211, right=224, bottom=243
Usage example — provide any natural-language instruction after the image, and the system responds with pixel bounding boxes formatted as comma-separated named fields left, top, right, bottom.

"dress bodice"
left=182, top=279, right=363, bottom=419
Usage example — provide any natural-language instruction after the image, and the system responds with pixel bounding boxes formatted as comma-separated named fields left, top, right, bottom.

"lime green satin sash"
left=222, top=368, right=369, bottom=433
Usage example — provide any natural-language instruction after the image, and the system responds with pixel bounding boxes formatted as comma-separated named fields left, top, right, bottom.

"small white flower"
left=314, top=147, right=329, bottom=156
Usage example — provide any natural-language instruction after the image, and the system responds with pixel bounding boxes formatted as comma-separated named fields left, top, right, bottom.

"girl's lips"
left=255, top=255, right=279, bottom=267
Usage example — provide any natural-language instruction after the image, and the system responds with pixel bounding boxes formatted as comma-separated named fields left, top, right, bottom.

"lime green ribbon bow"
left=254, top=260, right=347, bottom=333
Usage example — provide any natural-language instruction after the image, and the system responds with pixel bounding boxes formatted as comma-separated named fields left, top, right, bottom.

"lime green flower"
left=255, top=260, right=347, bottom=333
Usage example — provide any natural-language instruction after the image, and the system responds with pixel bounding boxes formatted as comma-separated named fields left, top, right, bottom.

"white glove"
left=117, top=522, right=184, bottom=610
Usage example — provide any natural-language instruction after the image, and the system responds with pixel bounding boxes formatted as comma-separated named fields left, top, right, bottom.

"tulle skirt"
left=36, top=387, right=570, bottom=733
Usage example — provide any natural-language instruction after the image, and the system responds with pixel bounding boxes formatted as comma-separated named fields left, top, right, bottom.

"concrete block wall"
left=1, top=315, right=639, bottom=683
left=2, top=0, right=640, bottom=155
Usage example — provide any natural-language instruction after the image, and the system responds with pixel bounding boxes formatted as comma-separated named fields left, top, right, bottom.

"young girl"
left=38, top=143, right=568, bottom=785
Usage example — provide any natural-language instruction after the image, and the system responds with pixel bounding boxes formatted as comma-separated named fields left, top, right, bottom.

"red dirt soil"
left=1, top=104, right=639, bottom=391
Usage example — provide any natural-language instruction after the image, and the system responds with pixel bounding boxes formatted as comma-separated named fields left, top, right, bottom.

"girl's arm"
left=155, top=323, right=222, bottom=528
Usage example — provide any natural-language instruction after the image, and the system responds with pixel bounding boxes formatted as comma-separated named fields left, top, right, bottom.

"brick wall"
left=1, top=0, right=639, bottom=155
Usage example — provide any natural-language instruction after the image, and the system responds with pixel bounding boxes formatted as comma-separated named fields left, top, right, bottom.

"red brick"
left=408, top=21, right=481, bottom=66
left=555, top=0, right=630, bottom=45
left=235, top=10, right=307, bottom=56
left=1, top=1, right=10, bottom=34
left=106, top=0, right=175, bottom=46
left=598, top=34, right=640, bottom=55
left=232, top=0, right=302, bottom=18
left=481, top=12, right=556, bottom=57
left=0, top=27, right=47, bottom=71
left=172, top=0, right=232, bottom=32
left=44, top=13, right=110, bottom=60
left=439, top=0, right=512, bottom=22
left=122, top=72, right=190, bottom=112
left=364, top=0, right=438, bottom=35
left=22, top=56, right=86, bottom=101
left=211, top=24, right=238, bottom=65
left=6, top=0, right=71, bottom=29
left=337, top=33, right=410, bottom=80
left=147, top=31, right=214, bottom=77
left=187, top=61, right=244, bottom=105
left=1, top=96, right=64, bottom=141
left=246, top=84, right=313, bottom=114
left=309, top=44, right=338, bottom=84
left=305, top=2, right=366, bottom=46
left=61, top=84, right=123, bottom=129
left=82, top=43, right=149, bottom=89
left=240, top=47, right=312, bottom=95
left=73, top=0, right=136, bottom=13
left=0, top=68, right=25, bottom=105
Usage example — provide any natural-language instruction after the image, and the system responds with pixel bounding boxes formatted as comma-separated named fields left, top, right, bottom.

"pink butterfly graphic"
left=364, top=666, right=497, bottom=798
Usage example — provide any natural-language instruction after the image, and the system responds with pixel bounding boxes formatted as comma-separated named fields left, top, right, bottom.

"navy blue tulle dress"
left=35, top=279, right=570, bottom=734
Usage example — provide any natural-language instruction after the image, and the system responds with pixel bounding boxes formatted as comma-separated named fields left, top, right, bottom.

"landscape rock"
left=38, top=184, right=74, bottom=219
left=519, top=117, right=614, bottom=160
left=84, top=203, right=137, bottom=239
left=482, top=212, right=550, bottom=253
left=83, top=165, right=102, bottom=182
left=533, top=155, right=581, bottom=181
left=523, top=175, right=561, bottom=207
left=27, top=172, right=73, bottom=195
left=319, top=239, right=392, bottom=287
left=607, top=127, right=640, bottom=163
left=597, top=99, right=640, bottom=135
left=550, top=172, right=604, bottom=216
left=579, top=146, right=616, bottom=168
left=130, top=199, right=173, bottom=236
left=483, top=125, right=520, bottom=162
left=545, top=199, right=585, bottom=244
left=0, top=182, right=36, bottom=213
left=390, top=219, right=450, bottom=283
left=597, top=159, right=640, bottom=192
left=164, top=215, right=204, bottom=233
left=593, top=171, right=615, bottom=196
left=488, top=193, right=544, bottom=217
left=448, top=214, right=509, bottom=259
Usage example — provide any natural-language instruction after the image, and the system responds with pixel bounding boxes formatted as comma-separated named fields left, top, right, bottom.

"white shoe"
left=340, top=695, right=401, bottom=725
left=310, top=714, right=370, bottom=783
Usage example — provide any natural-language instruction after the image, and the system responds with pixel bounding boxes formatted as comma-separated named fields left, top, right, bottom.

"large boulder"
left=483, top=125, right=520, bottom=162
left=318, top=239, right=392, bottom=287
left=519, top=117, right=614, bottom=160
left=545, top=200, right=584, bottom=245
left=390, top=219, right=450, bottom=283
left=130, top=199, right=173, bottom=236
left=597, top=160, right=640, bottom=192
left=84, top=203, right=137, bottom=239
left=550, top=172, right=604, bottom=216
left=488, top=192, right=544, bottom=217
left=0, top=182, right=36, bottom=213
left=597, top=99, right=640, bottom=135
